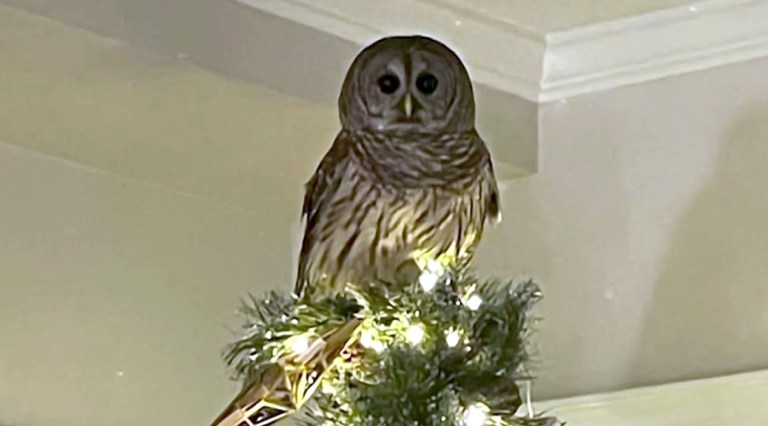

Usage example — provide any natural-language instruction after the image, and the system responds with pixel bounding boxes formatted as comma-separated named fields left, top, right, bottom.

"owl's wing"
left=472, top=132, right=501, bottom=226
left=295, top=134, right=350, bottom=296
left=485, top=159, right=502, bottom=225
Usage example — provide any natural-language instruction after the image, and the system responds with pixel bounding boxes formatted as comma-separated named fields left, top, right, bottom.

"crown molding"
left=235, top=0, right=546, bottom=101
left=541, top=0, right=768, bottom=102
left=239, top=0, right=768, bottom=103
left=536, top=369, right=768, bottom=425
left=0, top=0, right=540, bottom=178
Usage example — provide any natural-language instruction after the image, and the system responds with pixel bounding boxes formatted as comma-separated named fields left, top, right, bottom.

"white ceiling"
left=437, top=0, right=702, bottom=33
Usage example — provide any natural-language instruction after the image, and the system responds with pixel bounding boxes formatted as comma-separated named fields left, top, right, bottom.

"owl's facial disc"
left=398, top=72, right=439, bottom=120
left=368, top=59, right=441, bottom=130
left=339, top=36, right=476, bottom=134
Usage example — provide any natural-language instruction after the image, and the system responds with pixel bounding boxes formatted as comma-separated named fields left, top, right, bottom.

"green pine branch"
left=223, top=274, right=562, bottom=426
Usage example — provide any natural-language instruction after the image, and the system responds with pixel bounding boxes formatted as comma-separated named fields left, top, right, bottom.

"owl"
left=295, top=35, right=500, bottom=298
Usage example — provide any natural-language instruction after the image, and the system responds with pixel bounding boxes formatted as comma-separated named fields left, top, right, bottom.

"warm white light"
left=426, top=259, right=444, bottom=274
left=320, top=379, right=336, bottom=395
left=419, top=259, right=446, bottom=292
left=360, top=329, right=375, bottom=347
left=462, top=402, right=489, bottom=426
left=419, top=271, right=439, bottom=292
left=445, top=330, right=461, bottom=348
left=405, top=324, right=426, bottom=345
left=289, top=335, right=311, bottom=355
left=465, top=294, right=483, bottom=311
left=372, top=340, right=386, bottom=353
left=360, top=329, right=386, bottom=353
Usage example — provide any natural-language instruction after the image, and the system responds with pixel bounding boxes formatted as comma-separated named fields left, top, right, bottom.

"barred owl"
left=295, top=35, right=500, bottom=297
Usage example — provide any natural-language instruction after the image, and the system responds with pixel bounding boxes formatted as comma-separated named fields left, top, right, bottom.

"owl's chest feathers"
left=318, top=159, right=486, bottom=273
left=304, top=130, right=493, bottom=285
left=348, top=130, right=486, bottom=189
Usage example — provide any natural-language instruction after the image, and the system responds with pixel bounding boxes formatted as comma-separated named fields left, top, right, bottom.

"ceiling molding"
left=239, top=0, right=768, bottom=103
left=537, top=369, right=768, bottom=425
left=0, top=0, right=540, bottom=178
left=541, top=0, right=768, bottom=102
left=236, top=0, right=546, bottom=101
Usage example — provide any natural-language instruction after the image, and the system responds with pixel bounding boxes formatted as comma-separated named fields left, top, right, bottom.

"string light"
left=320, top=379, right=336, bottom=395
left=419, top=259, right=446, bottom=292
left=426, top=259, right=444, bottom=274
left=289, top=335, right=311, bottom=355
left=445, top=329, right=462, bottom=348
left=465, top=293, right=483, bottom=311
left=462, top=402, right=489, bottom=426
left=419, top=271, right=439, bottom=292
left=359, top=328, right=386, bottom=353
left=405, top=324, right=426, bottom=345
left=247, top=349, right=258, bottom=361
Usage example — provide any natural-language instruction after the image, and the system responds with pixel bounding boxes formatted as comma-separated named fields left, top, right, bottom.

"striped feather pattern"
left=296, top=129, right=499, bottom=297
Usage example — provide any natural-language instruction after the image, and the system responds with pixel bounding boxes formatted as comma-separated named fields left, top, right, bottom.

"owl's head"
left=338, top=36, right=475, bottom=134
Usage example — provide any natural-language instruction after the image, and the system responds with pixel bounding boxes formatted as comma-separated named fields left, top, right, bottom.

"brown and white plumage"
left=295, top=36, right=500, bottom=297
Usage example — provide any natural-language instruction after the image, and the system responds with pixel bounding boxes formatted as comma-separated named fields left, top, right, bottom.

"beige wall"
left=0, top=143, right=258, bottom=425
left=476, top=58, right=768, bottom=398
left=0, top=6, right=332, bottom=424
left=1, top=4, right=768, bottom=425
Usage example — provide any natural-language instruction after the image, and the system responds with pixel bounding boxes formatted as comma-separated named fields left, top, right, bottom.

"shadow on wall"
left=630, top=103, right=768, bottom=386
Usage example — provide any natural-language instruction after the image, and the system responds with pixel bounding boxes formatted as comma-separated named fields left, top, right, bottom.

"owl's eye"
left=377, top=74, right=400, bottom=94
left=416, top=73, right=439, bottom=94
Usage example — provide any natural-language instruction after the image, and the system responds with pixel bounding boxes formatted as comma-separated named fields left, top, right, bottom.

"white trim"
left=541, top=0, right=768, bottom=102
left=238, top=0, right=768, bottom=103
left=235, top=0, right=545, bottom=101
left=535, top=369, right=768, bottom=425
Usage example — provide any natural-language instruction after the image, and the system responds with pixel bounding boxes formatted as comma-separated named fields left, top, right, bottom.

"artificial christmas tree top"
left=212, top=271, right=561, bottom=426
left=211, top=35, right=561, bottom=426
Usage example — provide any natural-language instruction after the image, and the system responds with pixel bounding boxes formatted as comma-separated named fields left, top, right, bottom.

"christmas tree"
left=211, top=265, right=562, bottom=426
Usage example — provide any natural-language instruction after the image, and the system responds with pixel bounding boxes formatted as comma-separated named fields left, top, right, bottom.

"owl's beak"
left=403, top=93, right=413, bottom=118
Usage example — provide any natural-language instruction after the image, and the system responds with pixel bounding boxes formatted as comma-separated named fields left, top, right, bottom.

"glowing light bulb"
left=320, top=379, right=336, bottom=395
left=372, top=340, right=386, bottom=353
left=445, top=330, right=461, bottom=348
left=360, top=329, right=375, bottom=347
left=289, top=335, right=310, bottom=355
left=405, top=324, right=425, bottom=345
left=419, top=259, right=445, bottom=292
left=360, top=329, right=386, bottom=353
left=462, top=402, right=489, bottom=426
left=426, top=259, right=443, bottom=273
left=465, top=294, right=483, bottom=311
left=419, top=270, right=439, bottom=292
